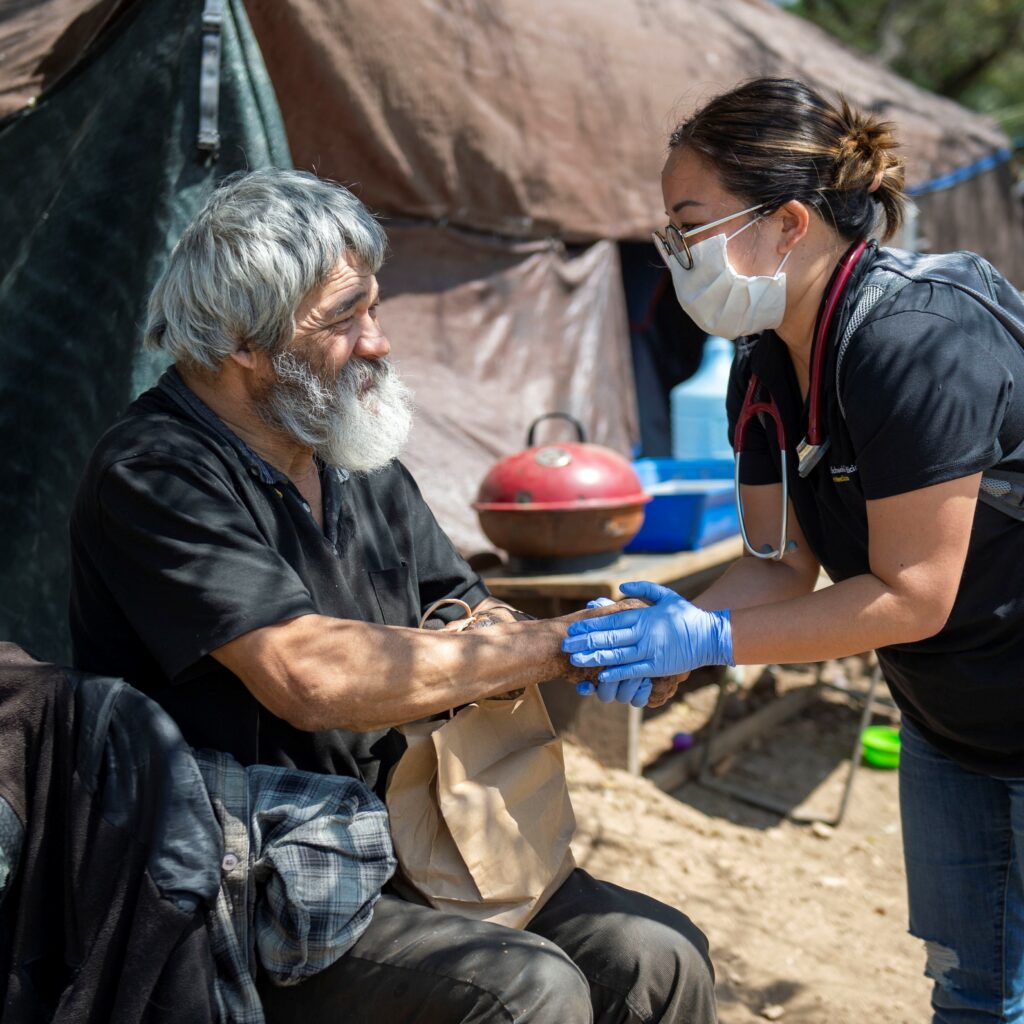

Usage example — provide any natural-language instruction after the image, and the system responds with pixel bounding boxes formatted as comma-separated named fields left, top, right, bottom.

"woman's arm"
left=691, top=484, right=820, bottom=612
left=731, top=473, right=980, bottom=663
left=564, top=474, right=980, bottom=680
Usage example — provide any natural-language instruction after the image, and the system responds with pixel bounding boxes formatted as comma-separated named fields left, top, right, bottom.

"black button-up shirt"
left=69, top=369, right=489, bottom=789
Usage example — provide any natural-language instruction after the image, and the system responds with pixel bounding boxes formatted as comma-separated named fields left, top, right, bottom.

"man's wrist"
left=473, top=600, right=535, bottom=624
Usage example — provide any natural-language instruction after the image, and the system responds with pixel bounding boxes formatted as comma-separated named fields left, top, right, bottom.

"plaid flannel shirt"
left=197, top=751, right=396, bottom=1024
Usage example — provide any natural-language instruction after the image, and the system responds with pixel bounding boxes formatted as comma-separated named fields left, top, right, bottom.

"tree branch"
left=936, top=11, right=1024, bottom=97
left=872, top=0, right=911, bottom=64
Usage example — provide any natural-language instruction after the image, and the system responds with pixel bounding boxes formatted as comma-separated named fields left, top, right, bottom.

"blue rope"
left=908, top=148, right=1014, bottom=197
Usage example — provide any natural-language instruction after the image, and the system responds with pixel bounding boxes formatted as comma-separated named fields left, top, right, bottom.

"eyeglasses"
left=652, top=202, right=766, bottom=270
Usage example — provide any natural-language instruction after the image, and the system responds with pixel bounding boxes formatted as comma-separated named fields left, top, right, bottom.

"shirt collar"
left=159, top=367, right=286, bottom=485
left=159, top=367, right=352, bottom=491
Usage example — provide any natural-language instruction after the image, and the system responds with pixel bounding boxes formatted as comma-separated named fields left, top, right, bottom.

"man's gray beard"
left=257, top=350, right=414, bottom=474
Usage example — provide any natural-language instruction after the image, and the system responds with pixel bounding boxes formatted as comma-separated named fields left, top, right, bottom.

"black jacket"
left=0, top=643, right=222, bottom=1023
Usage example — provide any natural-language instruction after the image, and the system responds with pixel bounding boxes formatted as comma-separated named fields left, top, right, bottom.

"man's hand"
left=434, top=600, right=530, bottom=632
left=563, top=582, right=734, bottom=685
left=648, top=676, right=685, bottom=709
left=560, top=597, right=690, bottom=708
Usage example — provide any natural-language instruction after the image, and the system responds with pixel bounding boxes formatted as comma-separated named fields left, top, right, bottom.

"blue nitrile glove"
left=574, top=598, right=653, bottom=707
left=562, top=581, right=734, bottom=685
left=575, top=599, right=613, bottom=698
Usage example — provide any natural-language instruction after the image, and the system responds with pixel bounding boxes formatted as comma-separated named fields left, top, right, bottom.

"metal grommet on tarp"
left=197, top=0, right=223, bottom=162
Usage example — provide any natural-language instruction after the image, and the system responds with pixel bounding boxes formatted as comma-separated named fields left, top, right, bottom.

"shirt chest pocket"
left=368, top=564, right=417, bottom=627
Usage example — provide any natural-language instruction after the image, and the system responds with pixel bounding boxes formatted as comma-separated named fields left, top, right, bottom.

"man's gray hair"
left=144, top=169, right=387, bottom=370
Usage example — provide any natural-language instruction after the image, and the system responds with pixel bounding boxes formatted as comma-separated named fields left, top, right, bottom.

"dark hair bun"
left=833, top=100, right=906, bottom=221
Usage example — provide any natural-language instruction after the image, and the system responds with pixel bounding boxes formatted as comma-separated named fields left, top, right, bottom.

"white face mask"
left=655, top=215, right=790, bottom=340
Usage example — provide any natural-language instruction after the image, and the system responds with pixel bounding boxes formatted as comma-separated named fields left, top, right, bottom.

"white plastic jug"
left=670, top=336, right=734, bottom=460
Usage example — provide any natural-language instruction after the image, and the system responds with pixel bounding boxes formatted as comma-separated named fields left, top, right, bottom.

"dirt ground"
left=564, top=662, right=930, bottom=1023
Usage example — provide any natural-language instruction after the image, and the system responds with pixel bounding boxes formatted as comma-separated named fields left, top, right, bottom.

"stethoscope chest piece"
left=796, top=436, right=830, bottom=478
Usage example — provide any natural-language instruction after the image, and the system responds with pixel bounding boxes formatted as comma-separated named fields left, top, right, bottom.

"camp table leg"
left=696, top=663, right=885, bottom=828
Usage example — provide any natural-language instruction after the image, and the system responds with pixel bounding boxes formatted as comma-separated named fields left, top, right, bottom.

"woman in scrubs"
left=565, top=77, right=1024, bottom=1022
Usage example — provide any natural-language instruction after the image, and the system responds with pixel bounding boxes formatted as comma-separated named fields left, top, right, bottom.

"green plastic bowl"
left=861, top=725, right=901, bottom=769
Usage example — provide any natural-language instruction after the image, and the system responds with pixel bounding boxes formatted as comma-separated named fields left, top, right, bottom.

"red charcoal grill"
left=473, top=414, right=650, bottom=574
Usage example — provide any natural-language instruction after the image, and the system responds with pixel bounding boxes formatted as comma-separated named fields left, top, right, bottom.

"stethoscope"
left=733, top=239, right=869, bottom=560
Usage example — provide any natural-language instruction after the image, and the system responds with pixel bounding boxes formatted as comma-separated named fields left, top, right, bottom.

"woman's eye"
left=369, top=303, right=380, bottom=319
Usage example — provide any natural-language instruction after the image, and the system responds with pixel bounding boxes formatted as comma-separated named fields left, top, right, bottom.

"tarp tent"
left=0, top=0, right=138, bottom=119
left=244, top=0, right=1024, bottom=551
left=1, top=0, right=1021, bottom=661
left=0, top=0, right=290, bottom=660
left=244, top=0, right=1022, bottom=273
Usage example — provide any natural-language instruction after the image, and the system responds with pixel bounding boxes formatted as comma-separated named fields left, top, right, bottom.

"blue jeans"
left=901, top=719, right=1024, bottom=1022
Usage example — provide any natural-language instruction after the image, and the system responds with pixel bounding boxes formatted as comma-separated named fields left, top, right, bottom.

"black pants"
left=257, top=869, right=717, bottom=1023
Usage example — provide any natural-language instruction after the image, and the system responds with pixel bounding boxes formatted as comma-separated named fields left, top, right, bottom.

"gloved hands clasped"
left=563, top=582, right=734, bottom=706
left=572, top=597, right=653, bottom=707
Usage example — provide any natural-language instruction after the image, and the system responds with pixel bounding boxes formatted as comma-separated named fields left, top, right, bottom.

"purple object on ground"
left=672, top=732, right=694, bottom=751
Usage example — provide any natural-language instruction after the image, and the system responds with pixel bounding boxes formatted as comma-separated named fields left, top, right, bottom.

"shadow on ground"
left=662, top=686, right=899, bottom=831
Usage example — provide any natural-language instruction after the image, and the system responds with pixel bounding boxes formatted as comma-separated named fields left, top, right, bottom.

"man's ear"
left=777, top=200, right=810, bottom=255
left=226, top=343, right=262, bottom=371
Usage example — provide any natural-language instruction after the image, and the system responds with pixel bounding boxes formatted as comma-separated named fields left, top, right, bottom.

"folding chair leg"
left=696, top=665, right=738, bottom=780
left=829, top=663, right=882, bottom=827
left=695, top=663, right=884, bottom=828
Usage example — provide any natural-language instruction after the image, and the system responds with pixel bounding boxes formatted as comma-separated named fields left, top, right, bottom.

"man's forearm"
left=217, top=602, right=643, bottom=734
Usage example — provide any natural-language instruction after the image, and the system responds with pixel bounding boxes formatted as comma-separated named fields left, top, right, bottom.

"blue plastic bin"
left=624, top=458, right=738, bottom=553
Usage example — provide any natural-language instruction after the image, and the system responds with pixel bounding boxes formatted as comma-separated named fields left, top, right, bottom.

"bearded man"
left=68, top=169, right=716, bottom=1024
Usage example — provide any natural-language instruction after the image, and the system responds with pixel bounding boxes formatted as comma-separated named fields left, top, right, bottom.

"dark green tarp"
left=0, top=0, right=290, bottom=660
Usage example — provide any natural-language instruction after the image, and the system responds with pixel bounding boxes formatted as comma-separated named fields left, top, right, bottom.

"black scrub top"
left=727, top=245, right=1024, bottom=776
left=69, top=369, right=489, bottom=791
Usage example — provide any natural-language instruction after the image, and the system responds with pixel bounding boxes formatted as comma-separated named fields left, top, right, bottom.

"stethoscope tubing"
left=736, top=449, right=789, bottom=560
left=733, top=239, right=869, bottom=560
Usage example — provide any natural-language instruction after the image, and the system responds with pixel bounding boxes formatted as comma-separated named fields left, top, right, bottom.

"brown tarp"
left=243, top=0, right=1023, bottom=553
left=5, top=0, right=1020, bottom=563
left=913, top=159, right=1023, bottom=282
left=0, top=0, right=138, bottom=118
left=6, top=0, right=1020, bottom=273
left=245, top=0, right=1022, bottom=279
left=379, top=226, right=637, bottom=555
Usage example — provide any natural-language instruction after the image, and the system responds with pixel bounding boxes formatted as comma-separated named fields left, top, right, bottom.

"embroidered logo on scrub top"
left=830, top=463, right=858, bottom=483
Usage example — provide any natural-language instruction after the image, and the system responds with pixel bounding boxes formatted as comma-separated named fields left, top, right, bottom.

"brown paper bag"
left=386, top=682, right=576, bottom=929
